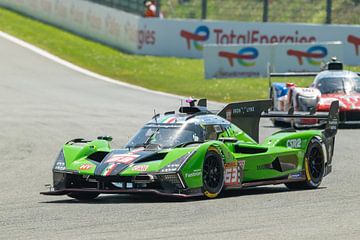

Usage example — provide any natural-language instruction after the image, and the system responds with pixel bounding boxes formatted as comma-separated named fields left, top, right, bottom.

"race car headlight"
left=298, top=95, right=318, bottom=107
left=159, top=151, right=196, bottom=173
left=53, top=149, right=66, bottom=171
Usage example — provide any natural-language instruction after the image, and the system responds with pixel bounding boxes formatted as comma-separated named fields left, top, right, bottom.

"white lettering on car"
left=286, top=139, right=302, bottom=148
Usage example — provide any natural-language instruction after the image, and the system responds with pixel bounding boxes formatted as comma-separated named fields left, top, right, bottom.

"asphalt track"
left=0, top=34, right=359, bottom=240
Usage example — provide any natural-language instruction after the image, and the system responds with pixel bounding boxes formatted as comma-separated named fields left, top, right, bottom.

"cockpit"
left=315, top=76, right=360, bottom=94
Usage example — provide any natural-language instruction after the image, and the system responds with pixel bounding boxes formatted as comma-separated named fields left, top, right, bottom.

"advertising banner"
left=204, top=44, right=271, bottom=79
left=136, top=19, right=360, bottom=66
left=272, top=41, right=343, bottom=72
left=204, top=42, right=343, bottom=79
left=0, top=0, right=359, bottom=66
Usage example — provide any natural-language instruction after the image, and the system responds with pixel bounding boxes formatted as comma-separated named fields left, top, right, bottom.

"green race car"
left=41, top=99, right=339, bottom=200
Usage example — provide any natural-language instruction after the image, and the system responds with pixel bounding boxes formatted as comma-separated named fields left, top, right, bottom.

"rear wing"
left=218, top=100, right=339, bottom=142
left=268, top=58, right=360, bottom=87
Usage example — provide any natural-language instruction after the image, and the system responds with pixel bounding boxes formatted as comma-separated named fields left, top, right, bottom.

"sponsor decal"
left=185, top=169, right=202, bottom=178
left=286, top=139, right=302, bottom=148
left=347, top=34, right=360, bottom=56
left=287, top=45, right=327, bottom=65
left=224, top=162, right=241, bottom=185
left=180, top=25, right=210, bottom=51
left=161, top=116, right=177, bottom=124
left=219, top=47, right=259, bottom=67
left=232, top=106, right=255, bottom=115
left=289, top=172, right=303, bottom=179
left=101, top=163, right=117, bottom=176
left=106, top=154, right=140, bottom=164
left=79, top=164, right=93, bottom=170
left=86, top=9, right=102, bottom=30
left=238, top=160, right=245, bottom=169
left=132, top=165, right=149, bottom=172
left=137, top=24, right=156, bottom=49
left=213, top=70, right=260, bottom=78
left=130, top=148, right=145, bottom=154
left=69, top=4, right=85, bottom=24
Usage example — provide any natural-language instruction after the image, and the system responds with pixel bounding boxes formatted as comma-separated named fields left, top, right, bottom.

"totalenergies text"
left=213, top=29, right=316, bottom=44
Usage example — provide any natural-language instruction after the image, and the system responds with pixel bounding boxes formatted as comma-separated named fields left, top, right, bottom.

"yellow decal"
left=204, top=191, right=218, bottom=198
left=208, top=146, right=220, bottom=154
left=304, top=157, right=311, bottom=181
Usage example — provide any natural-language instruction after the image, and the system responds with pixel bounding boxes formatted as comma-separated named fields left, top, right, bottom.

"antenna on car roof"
left=153, top=109, right=159, bottom=125
left=186, top=97, right=197, bottom=107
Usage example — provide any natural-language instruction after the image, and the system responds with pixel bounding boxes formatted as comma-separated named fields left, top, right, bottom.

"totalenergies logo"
left=218, top=47, right=259, bottom=67
left=287, top=45, right=328, bottom=65
left=180, top=25, right=210, bottom=51
left=348, top=35, right=360, bottom=56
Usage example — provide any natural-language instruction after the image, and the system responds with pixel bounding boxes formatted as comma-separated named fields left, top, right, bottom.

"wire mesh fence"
left=84, top=0, right=360, bottom=25
left=161, top=0, right=360, bottom=25
left=86, top=0, right=145, bottom=15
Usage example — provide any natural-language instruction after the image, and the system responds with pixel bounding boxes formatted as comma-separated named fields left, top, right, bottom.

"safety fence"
left=85, top=0, right=145, bottom=16
left=85, top=0, right=360, bottom=25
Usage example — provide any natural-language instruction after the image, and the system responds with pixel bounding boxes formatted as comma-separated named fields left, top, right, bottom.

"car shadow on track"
left=220, top=186, right=326, bottom=199
left=39, top=186, right=326, bottom=204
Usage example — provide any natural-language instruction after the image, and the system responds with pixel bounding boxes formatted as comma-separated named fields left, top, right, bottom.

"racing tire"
left=285, top=138, right=325, bottom=190
left=67, top=192, right=100, bottom=200
left=202, top=149, right=225, bottom=199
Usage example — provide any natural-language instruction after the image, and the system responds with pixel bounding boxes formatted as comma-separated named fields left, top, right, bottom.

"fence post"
left=326, top=0, right=332, bottom=24
left=156, top=0, right=161, bottom=17
left=263, top=0, right=269, bottom=22
left=201, top=0, right=207, bottom=19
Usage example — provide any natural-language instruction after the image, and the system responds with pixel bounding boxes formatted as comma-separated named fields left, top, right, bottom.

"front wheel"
left=202, top=150, right=224, bottom=198
left=285, top=138, right=325, bottom=190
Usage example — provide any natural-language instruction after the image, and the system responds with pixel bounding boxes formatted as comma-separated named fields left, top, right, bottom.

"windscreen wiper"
left=143, top=128, right=160, bottom=147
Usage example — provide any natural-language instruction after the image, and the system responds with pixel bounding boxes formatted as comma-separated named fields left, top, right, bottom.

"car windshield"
left=125, top=123, right=203, bottom=149
left=316, top=77, right=360, bottom=94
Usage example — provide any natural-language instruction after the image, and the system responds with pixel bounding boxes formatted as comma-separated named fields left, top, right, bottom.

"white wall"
left=0, top=0, right=140, bottom=53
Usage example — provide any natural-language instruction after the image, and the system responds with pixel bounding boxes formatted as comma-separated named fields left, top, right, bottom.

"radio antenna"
left=153, top=109, right=158, bottom=125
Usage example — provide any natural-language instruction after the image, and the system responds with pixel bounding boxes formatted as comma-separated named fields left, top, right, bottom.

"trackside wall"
left=1, top=0, right=360, bottom=66
left=0, top=0, right=139, bottom=53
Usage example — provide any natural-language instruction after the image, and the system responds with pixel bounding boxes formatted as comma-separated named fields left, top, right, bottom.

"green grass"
left=0, top=7, right=358, bottom=103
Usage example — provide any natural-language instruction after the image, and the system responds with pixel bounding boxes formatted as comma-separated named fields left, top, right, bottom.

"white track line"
left=0, top=31, right=183, bottom=99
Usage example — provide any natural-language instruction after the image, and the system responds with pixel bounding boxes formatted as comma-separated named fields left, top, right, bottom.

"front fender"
left=180, top=141, right=234, bottom=189
left=63, top=139, right=111, bottom=166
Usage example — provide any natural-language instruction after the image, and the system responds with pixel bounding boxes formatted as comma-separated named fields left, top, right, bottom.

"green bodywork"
left=60, top=126, right=323, bottom=190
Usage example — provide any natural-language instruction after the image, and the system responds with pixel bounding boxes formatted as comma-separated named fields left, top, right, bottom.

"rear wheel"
left=285, top=138, right=325, bottom=190
left=202, top=150, right=224, bottom=198
left=67, top=192, right=99, bottom=200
